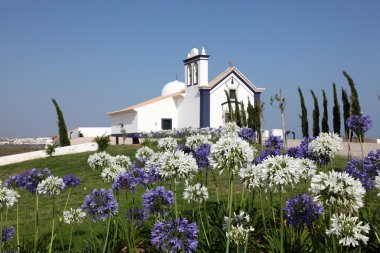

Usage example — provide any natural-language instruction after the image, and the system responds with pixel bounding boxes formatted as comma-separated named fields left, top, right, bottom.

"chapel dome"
left=161, top=80, right=185, bottom=96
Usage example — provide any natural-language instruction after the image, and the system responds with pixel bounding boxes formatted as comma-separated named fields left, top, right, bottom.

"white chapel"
left=107, top=47, right=265, bottom=143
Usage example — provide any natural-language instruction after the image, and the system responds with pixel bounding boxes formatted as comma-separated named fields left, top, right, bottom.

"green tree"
left=241, top=101, right=247, bottom=126
left=224, top=90, right=234, bottom=122
left=234, top=94, right=242, bottom=127
left=255, top=101, right=265, bottom=146
left=342, top=88, right=351, bottom=138
left=270, top=89, right=288, bottom=149
left=298, top=87, right=308, bottom=137
left=310, top=90, right=320, bottom=137
left=321, top=89, right=329, bottom=132
left=51, top=98, right=70, bottom=147
left=332, top=83, right=341, bottom=135
left=247, top=99, right=255, bottom=130
left=343, top=71, right=361, bottom=115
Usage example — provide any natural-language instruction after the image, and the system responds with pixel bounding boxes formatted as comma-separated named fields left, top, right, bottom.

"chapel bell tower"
left=183, top=47, right=209, bottom=88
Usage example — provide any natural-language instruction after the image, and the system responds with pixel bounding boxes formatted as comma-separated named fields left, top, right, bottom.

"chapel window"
left=193, top=62, right=198, bottom=85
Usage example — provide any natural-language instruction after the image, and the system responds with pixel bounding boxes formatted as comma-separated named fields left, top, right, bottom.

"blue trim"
left=200, top=89, right=210, bottom=128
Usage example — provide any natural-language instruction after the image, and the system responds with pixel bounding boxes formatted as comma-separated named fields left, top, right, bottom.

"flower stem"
left=174, top=182, right=178, bottom=219
left=34, top=194, right=39, bottom=253
left=359, top=135, right=364, bottom=159
left=16, top=203, right=20, bottom=251
left=226, top=171, right=234, bottom=253
left=103, top=217, right=111, bottom=253
left=198, top=206, right=210, bottom=247
left=64, top=188, right=71, bottom=211
left=259, top=188, right=267, bottom=232
left=68, top=226, right=73, bottom=252
left=280, top=191, right=284, bottom=253
left=48, top=199, right=55, bottom=253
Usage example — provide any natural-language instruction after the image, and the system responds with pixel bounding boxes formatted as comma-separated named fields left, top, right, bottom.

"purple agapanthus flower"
left=82, top=189, right=118, bottom=223
left=147, top=165, right=161, bottom=185
left=192, top=143, right=211, bottom=171
left=347, top=113, right=373, bottom=136
left=126, top=207, right=148, bottom=226
left=283, top=194, right=323, bottom=229
left=7, top=168, right=51, bottom=194
left=239, top=128, right=256, bottom=142
left=151, top=218, right=198, bottom=253
left=142, top=186, right=174, bottom=215
left=112, top=171, right=137, bottom=192
left=131, top=167, right=150, bottom=186
left=364, top=149, right=380, bottom=177
left=175, top=144, right=192, bottom=154
left=265, top=135, right=284, bottom=150
left=62, top=175, right=80, bottom=188
left=343, top=159, right=372, bottom=190
left=286, top=137, right=317, bottom=161
left=254, top=149, right=281, bottom=164
left=1, top=226, right=15, bottom=243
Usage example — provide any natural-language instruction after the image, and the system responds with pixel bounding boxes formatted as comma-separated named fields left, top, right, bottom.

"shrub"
left=45, top=143, right=57, bottom=157
left=95, top=135, right=110, bottom=151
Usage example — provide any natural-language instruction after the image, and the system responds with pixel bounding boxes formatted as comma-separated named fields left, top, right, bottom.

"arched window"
left=193, top=62, right=198, bottom=85
left=187, top=65, right=192, bottom=86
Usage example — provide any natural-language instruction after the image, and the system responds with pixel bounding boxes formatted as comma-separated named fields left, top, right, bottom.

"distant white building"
left=107, top=47, right=265, bottom=144
left=68, top=127, right=111, bottom=139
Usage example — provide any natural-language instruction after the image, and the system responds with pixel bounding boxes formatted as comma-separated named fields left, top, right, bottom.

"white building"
left=107, top=47, right=265, bottom=144
left=68, top=127, right=111, bottom=139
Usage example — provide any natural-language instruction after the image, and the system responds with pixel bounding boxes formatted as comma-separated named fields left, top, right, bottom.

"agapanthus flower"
left=62, top=175, right=80, bottom=188
left=239, top=163, right=264, bottom=191
left=158, top=137, right=178, bottom=151
left=142, top=186, right=174, bottom=215
left=363, top=149, right=380, bottom=184
left=265, top=135, right=284, bottom=150
left=37, top=176, right=66, bottom=196
left=310, top=171, right=365, bottom=213
left=1, top=226, right=15, bottom=243
left=126, top=207, right=148, bottom=226
left=135, top=146, right=155, bottom=162
left=211, top=135, right=256, bottom=174
left=0, top=181, right=20, bottom=210
left=343, top=159, right=372, bottom=190
left=223, top=211, right=255, bottom=245
left=11, top=168, right=51, bottom=194
left=326, top=213, right=370, bottom=247
left=374, top=175, right=380, bottom=196
left=238, top=128, right=256, bottom=142
left=286, top=137, right=316, bottom=161
left=253, top=148, right=281, bottom=164
left=112, top=155, right=132, bottom=169
left=192, top=143, right=211, bottom=171
left=112, top=171, right=138, bottom=192
left=63, top=208, right=86, bottom=224
left=100, top=165, right=126, bottom=182
left=156, top=150, right=198, bottom=180
left=283, top=194, right=323, bottom=229
left=298, top=158, right=317, bottom=180
left=147, top=165, right=161, bottom=185
left=308, top=132, right=342, bottom=160
left=346, top=113, right=372, bottom=136
left=82, top=189, right=118, bottom=222
left=185, top=134, right=209, bottom=150
left=87, top=152, right=113, bottom=170
left=151, top=218, right=198, bottom=253
left=221, top=122, right=241, bottom=137
left=183, top=183, right=209, bottom=204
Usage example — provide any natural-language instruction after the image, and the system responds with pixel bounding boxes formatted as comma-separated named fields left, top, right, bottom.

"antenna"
left=228, top=60, right=235, bottom=67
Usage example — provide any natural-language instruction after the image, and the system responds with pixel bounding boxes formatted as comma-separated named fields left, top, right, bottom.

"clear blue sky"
left=1, top=1, right=379, bottom=138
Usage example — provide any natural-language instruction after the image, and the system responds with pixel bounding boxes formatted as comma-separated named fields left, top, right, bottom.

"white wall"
left=69, top=127, right=111, bottom=139
left=210, top=73, right=255, bottom=128
left=178, top=81, right=200, bottom=128
left=110, top=112, right=138, bottom=135
left=137, top=96, right=180, bottom=132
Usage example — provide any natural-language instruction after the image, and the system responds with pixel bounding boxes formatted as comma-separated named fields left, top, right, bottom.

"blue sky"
left=1, top=1, right=379, bottom=138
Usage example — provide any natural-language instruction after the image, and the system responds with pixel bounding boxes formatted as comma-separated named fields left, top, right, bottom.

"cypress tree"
left=51, top=98, right=70, bottom=147
left=343, top=71, right=361, bottom=115
left=310, top=90, right=320, bottom=137
left=298, top=87, right=308, bottom=137
left=332, top=83, right=341, bottom=135
left=322, top=89, right=329, bottom=132
left=255, top=101, right=265, bottom=145
left=234, top=94, right=242, bottom=127
left=342, top=88, right=351, bottom=138
left=247, top=99, right=255, bottom=130
left=224, top=90, right=234, bottom=122
left=241, top=101, right=247, bottom=126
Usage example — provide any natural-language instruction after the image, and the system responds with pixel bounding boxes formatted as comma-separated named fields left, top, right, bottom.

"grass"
left=0, top=145, right=44, bottom=157
left=1, top=144, right=379, bottom=252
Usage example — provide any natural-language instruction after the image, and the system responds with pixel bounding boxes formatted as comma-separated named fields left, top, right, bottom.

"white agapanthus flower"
left=221, top=122, right=241, bottom=137
left=211, top=135, right=256, bottom=174
left=298, top=158, right=317, bottom=180
left=87, top=152, right=113, bottom=170
left=63, top=208, right=86, bottom=224
left=101, top=165, right=126, bottom=182
left=374, top=175, right=380, bottom=196
left=135, top=146, right=155, bottom=161
left=0, top=180, right=20, bottom=209
left=326, top=213, right=370, bottom=247
left=308, top=132, right=343, bottom=158
left=157, top=137, right=178, bottom=151
left=183, top=183, right=209, bottom=204
left=185, top=134, right=209, bottom=150
left=37, top=176, right=66, bottom=196
left=112, top=155, right=132, bottom=169
left=310, top=171, right=365, bottom=213
left=239, top=163, right=264, bottom=191
left=223, top=211, right=255, bottom=245
left=156, top=150, right=198, bottom=180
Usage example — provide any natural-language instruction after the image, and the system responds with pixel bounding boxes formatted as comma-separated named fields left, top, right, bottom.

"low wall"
left=0, top=143, right=98, bottom=166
